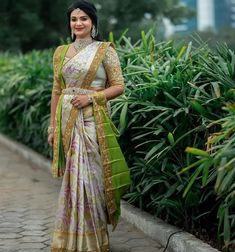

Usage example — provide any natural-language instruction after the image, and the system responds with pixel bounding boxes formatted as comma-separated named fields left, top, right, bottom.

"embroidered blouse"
left=52, top=43, right=124, bottom=95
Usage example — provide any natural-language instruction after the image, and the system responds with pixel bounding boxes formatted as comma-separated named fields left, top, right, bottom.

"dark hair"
left=67, top=1, right=102, bottom=41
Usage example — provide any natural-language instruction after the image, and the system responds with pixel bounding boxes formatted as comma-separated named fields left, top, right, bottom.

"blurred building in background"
left=164, top=0, right=235, bottom=37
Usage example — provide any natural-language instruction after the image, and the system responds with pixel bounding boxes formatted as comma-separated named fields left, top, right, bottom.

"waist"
left=62, top=87, right=104, bottom=95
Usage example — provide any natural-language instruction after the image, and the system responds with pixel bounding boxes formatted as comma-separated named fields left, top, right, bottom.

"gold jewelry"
left=74, top=8, right=81, bottom=12
left=73, top=37, right=93, bottom=52
left=71, top=30, right=75, bottom=40
left=47, top=126, right=54, bottom=135
left=91, top=25, right=98, bottom=38
left=87, top=94, right=93, bottom=104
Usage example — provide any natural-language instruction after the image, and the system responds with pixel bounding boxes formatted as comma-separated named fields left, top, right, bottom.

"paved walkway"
left=0, top=144, right=164, bottom=252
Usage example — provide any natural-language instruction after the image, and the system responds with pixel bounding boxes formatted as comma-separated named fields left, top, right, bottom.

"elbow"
left=118, top=85, right=124, bottom=95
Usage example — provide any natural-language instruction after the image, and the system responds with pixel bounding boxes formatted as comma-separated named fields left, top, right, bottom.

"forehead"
left=70, top=9, right=88, bottom=18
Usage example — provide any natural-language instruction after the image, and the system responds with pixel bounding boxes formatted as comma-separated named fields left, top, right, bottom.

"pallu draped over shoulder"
left=50, top=41, right=131, bottom=252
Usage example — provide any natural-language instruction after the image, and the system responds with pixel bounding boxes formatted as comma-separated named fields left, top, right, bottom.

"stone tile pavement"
left=0, top=144, right=165, bottom=252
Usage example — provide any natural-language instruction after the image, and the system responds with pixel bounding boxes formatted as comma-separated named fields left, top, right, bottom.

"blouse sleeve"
left=52, top=46, right=64, bottom=95
left=103, top=45, right=124, bottom=87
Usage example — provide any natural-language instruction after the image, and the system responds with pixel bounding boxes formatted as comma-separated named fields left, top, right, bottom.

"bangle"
left=87, top=94, right=93, bottom=104
left=47, top=126, right=54, bottom=134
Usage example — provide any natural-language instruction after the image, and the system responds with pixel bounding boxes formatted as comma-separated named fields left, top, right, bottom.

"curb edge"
left=0, top=133, right=220, bottom=252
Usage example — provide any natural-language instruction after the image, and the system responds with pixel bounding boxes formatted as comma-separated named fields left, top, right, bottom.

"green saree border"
left=92, top=92, right=131, bottom=229
left=51, top=45, right=69, bottom=178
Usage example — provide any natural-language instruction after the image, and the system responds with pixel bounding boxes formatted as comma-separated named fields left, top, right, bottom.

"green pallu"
left=52, top=94, right=65, bottom=177
left=92, top=92, right=131, bottom=228
left=52, top=45, right=69, bottom=177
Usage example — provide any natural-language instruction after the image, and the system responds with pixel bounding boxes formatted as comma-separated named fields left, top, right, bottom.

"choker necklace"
left=73, top=37, right=93, bottom=52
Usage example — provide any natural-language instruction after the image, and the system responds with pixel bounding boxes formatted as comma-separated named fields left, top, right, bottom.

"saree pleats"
left=51, top=110, right=109, bottom=252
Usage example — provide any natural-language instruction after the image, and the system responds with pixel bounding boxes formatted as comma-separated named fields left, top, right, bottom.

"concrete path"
left=0, top=144, right=164, bottom=252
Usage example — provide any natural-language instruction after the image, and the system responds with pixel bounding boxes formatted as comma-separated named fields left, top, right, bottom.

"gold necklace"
left=73, top=37, right=93, bottom=52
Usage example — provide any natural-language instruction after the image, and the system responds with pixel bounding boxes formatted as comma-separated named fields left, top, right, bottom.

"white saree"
left=50, top=40, right=125, bottom=252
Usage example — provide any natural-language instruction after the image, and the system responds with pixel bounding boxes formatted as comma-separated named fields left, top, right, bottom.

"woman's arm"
left=102, top=84, right=124, bottom=100
left=49, top=93, right=60, bottom=128
left=102, top=45, right=125, bottom=100
left=48, top=46, right=63, bottom=146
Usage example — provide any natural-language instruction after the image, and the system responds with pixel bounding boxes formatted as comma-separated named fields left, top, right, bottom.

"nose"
left=75, top=19, right=82, bottom=26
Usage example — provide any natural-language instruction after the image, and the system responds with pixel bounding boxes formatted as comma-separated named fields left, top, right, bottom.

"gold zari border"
left=51, top=245, right=110, bottom=252
left=62, top=42, right=111, bottom=158
left=52, top=94, right=64, bottom=177
left=92, top=92, right=117, bottom=227
left=82, top=43, right=111, bottom=90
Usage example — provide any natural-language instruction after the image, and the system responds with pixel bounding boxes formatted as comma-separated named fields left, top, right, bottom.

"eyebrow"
left=71, top=15, right=88, bottom=18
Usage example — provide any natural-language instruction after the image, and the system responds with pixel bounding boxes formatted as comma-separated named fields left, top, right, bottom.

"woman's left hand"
left=71, top=95, right=90, bottom=109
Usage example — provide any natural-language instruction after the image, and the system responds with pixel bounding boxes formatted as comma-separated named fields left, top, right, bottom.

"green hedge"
left=0, top=32, right=234, bottom=250
left=0, top=50, right=53, bottom=157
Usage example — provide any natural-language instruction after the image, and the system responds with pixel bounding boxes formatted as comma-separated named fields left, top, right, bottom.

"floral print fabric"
left=51, top=43, right=110, bottom=252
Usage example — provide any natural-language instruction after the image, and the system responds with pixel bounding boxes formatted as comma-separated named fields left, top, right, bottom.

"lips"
left=75, top=28, right=84, bottom=31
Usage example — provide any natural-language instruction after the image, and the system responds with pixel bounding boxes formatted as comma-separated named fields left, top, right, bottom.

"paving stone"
left=0, top=233, right=23, bottom=239
left=0, top=248, right=21, bottom=252
left=0, top=222, right=23, bottom=228
left=3, top=212, right=24, bottom=217
left=17, top=250, right=46, bottom=252
left=109, top=235, right=132, bottom=243
left=20, top=230, right=47, bottom=236
left=125, top=237, right=158, bottom=247
left=22, top=225, right=47, bottom=231
left=18, top=242, right=47, bottom=249
left=110, top=243, right=130, bottom=252
left=0, top=143, right=163, bottom=252
left=0, top=239, right=21, bottom=246
left=0, top=227, right=23, bottom=233
left=43, top=238, right=52, bottom=246
left=21, top=236, right=49, bottom=243
left=22, top=220, right=47, bottom=225
left=131, top=248, right=165, bottom=252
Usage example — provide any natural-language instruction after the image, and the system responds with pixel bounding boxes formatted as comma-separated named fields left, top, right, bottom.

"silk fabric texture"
left=50, top=41, right=131, bottom=252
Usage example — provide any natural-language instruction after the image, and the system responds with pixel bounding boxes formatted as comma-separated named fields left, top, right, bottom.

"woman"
left=48, top=1, right=131, bottom=251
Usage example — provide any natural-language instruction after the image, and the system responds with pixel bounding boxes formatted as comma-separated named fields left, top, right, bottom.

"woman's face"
left=70, top=9, right=93, bottom=39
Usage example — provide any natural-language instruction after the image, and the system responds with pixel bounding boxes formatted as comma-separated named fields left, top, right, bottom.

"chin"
left=75, top=31, right=89, bottom=38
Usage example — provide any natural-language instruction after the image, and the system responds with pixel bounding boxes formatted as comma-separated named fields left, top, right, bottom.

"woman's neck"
left=73, top=37, right=93, bottom=52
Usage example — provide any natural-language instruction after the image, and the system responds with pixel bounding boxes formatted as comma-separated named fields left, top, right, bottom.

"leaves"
left=111, top=32, right=235, bottom=248
left=1, top=30, right=235, bottom=249
left=0, top=50, right=53, bottom=157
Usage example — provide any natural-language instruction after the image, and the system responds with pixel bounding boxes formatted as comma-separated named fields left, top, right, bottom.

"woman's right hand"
left=48, top=133, right=54, bottom=147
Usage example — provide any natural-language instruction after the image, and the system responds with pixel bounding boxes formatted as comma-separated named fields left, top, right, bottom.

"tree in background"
left=93, top=0, right=194, bottom=40
left=0, top=0, right=193, bottom=51
left=0, top=0, right=67, bottom=52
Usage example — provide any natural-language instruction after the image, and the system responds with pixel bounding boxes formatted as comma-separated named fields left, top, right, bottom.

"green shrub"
left=111, top=31, right=235, bottom=250
left=0, top=31, right=234, bottom=250
left=0, top=50, right=53, bottom=157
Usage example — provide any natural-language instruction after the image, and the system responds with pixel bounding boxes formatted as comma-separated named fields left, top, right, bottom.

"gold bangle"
left=47, top=126, right=54, bottom=134
left=87, top=94, right=93, bottom=104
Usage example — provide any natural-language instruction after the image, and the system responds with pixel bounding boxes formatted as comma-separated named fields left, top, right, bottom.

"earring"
left=71, top=30, right=75, bottom=40
left=91, top=25, right=98, bottom=38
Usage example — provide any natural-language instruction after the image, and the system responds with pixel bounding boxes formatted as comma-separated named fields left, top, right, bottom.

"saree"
left=50, top=41, right=131, bottom=252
